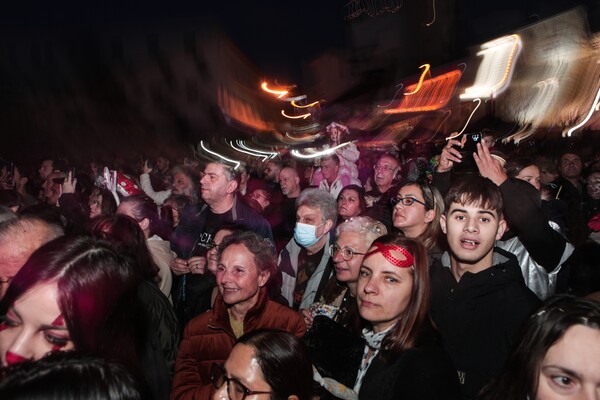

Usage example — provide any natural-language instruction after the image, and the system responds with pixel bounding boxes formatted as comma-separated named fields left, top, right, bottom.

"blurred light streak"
left=291, top=100, right=321, bottom=108
left=261, top=82, right=289, bottom=98
left=364, top=116, right=423, bottom=147
left=290, top=142, right=354, bottom=159
left=404, top=64, right=431, bottom=96
left=425, top=0, right=436, bottom=26
left=281, top=110, right=311, bottom=119
left=460, top=35, right=522, bottom=100
left=237, top=141, right=278, bottom=159
left=199, top=141, right=241, bottom=170
left=228, top=141, right=270, bottom=161
left=447, top=98, right=482, bottom=140
left=284, top=132, right=321, bottom=142
left=564, top=86, right=600, bottom=137
left=384, top=69, right=462, bottom=113
left=377, top=84, right=404, bottom=108
left=218, top=86, right=273, bottom=132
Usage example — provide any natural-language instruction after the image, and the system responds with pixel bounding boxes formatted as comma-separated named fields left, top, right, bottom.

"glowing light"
left=383, top=69, right=462, bottom=113
left=281, top=110, right=311, bottom=119
left=404, top=64, right=431, bottom=95
left=447, top=98, right=482, bottom=140
left=377, top=84, right=404, bottom=108
left=290, top=142, right=354, bottom=159
left=261, top=82, right=289, bottom=99
left=291, top=100, right=321, bottom=108
left=199, top=141, right=241, bottom=170
left=564, top=86, right=600, bottom=137
left=460, top=34, right=522, bottom=100
left=237, top=141, right=278, bottom=159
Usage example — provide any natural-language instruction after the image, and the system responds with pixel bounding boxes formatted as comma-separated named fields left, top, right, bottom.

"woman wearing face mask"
left=478, top=296, right=600, bottom=400
left=351, top=234, right=460, bottom=400
left=0, top=236, right=146, bottom=392
left=171, top=231, right=305, bottom=400
left=211, top=330, right=313, bottom=400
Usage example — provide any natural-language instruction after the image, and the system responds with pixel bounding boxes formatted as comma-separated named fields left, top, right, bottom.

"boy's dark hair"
left=444, top=175, right=504, bottom=217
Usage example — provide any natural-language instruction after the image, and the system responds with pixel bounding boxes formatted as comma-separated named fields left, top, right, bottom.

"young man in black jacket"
left=430, top=175, right=539, bottom=399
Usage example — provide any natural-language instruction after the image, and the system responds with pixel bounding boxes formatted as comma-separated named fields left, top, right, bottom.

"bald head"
left=279, top=167, right=301, bottom=198
left=0, top=216, right=64, bottom=298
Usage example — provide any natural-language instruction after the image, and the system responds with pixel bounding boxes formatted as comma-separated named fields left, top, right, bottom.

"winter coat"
left=170, top=287, right=305, bottom=400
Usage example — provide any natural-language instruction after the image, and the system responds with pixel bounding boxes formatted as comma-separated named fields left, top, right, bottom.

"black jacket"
left=429, top=248, right=540, bottom=399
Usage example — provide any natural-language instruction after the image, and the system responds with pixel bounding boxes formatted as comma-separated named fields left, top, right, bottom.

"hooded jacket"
left=429, top=248, right=540, bottom=399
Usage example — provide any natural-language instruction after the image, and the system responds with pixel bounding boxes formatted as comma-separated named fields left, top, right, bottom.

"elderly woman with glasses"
left=391, top=180, right=445, bottom=257
left=211, top=330, right=313, bottom=400
left=171, top=231, right=305, bottom=400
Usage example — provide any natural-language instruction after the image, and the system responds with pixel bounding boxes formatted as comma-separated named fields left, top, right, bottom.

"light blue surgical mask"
left=294, top=222, right=325, bottom=247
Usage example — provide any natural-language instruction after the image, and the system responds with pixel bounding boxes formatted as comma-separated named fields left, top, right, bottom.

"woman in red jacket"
left=170, top=231, right=306, bottom=400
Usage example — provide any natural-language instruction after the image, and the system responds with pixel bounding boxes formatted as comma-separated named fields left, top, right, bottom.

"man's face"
left=559, top=154, right=583, bottom=181
left=200, top=163, right=235, bottom=205
left=41, top=173, right=62, bottom=206
left=171, top=172, right=194, bottom=199
left=373, top=156, right=398, bottom=191
left=296, top=205, right=330, bottom=240
left=249, top=189, right=270, bottom=211
left=38, top=160, right=53, bottom=180
left=440, top=201, right=506, bottom=273
left=587, top=172, right=600, bottom=200
left=279, top=168, right=300, bottom=197
left=321, top=159, right=339, bottom=183
left=263, top=162, right=280, bottom=182
left=156, top=157, right=169, bottom=172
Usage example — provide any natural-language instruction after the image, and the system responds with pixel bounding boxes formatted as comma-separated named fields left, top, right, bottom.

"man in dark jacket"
left=430, top=175, right=539, bottom=399
left=170, top=161, right=273, bottom=328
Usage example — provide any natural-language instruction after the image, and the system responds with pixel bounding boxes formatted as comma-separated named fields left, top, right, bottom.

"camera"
left=453, top=132, right=482, bottom=174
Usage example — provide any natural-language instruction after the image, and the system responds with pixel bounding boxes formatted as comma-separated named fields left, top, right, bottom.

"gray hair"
left=336, top=216, right=387, bottom=244
left=296, top=188, right=338, bottom=223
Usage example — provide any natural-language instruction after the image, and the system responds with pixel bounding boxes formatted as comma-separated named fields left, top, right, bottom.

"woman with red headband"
left=353, top=234, right=460, bottom=400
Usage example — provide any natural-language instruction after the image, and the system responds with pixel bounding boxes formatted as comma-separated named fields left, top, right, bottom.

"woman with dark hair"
left=352, top=235, right=460, bottom=400
left=0, top=236, right=141, bottom=377
left=161, top=194, right=191, bottom=229
left=478, top=296, right=600, bottom=400
left=391, top=180, right=445, bottom=256
left=89, top=214, right=180, bottom=400
left=117, top=195, right=175, bottom=298
left=211, top=330, right=313, bottom=400
left=171, top=231, right=305, bottom=400
left=337, top=185, right=367, bottom=222
left=0, top=352, right=141, bottom=400
left=88, top=187, right=117, bottom=219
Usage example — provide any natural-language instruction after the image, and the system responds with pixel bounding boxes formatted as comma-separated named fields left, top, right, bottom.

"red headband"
left=364, top=242, right=414, bottom=268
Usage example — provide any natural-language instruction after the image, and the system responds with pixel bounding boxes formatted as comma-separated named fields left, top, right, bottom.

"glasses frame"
left=330, top=243, right=366, bottom=261
left=373, top=164, right=395, bottom=173
left=391, top=196, right=427, bottom=207
left=211, top=363, right=272, bottom=400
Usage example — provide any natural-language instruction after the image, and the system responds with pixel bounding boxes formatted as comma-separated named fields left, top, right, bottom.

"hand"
left=61, top=171, right=77, bottom=195
left=300, top=308, right=314, bottom=330
left=473, top=141, right=508, bottom=186
left=103, top=167, right=120, bottom=206
left=142, top=160, right=153, bottom=174
left=188, top=256, right=208, bottom=275
left=437, top=137, right=464, bottom=173
left=171, top=258, right=191, bottom=276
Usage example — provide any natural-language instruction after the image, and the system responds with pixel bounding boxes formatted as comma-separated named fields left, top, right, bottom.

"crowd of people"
left=0, top=128, right=600, bottom=400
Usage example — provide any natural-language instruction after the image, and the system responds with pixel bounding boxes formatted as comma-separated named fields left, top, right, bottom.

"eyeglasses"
left=250, top=192, right=269, bottom=201
left=211, top=363, right=272, bottom=400
left=206, top=241, right=221, bottom=251
left=330, top=243, right=366, bottom=261
left=390, top=196, right=427, bottom=207
left=373, top=164, right=395, bottom=173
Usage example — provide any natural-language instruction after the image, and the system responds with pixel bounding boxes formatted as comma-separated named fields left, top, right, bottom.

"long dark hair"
left=479, top=295, right=600, bottom=400
left=89, top=214, right=160, bottom=284
left=0, top=236, right=141, bottom=377
left=237, top=330, right=313, bottom=400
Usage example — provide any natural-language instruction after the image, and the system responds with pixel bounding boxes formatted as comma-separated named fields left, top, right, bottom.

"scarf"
left=353, top=324, right=395, bottom=393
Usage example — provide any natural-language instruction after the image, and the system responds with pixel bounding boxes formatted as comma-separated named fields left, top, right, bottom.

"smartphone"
left=454, top=132, right=481, bottom=174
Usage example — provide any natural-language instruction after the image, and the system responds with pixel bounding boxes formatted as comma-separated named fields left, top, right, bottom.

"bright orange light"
left=281, top=110, right=311, bottom=119
left=261, top=82, right=289, bottom=98
left=383, top=69, right=462, bottom=114
left=404, top=64, right=431, bottom=96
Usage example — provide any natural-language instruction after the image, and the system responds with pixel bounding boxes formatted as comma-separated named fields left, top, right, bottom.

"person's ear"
left=294, top=176, right=300, bottom=186
left=139, top=217, right=150, bottom=232
left=258, top=270, right=271, bottom=287
left=495, top=218, right=507, bottom=240
left=424, top=209, right=436, bottom=224
left=227, top=179, right=238, bottom=194
left=323, top=219, right=334, bottom=233
left=440, top=214, right=447, bottom=234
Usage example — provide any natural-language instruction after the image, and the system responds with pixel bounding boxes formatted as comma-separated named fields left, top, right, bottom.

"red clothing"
left=170, top=287, right=306, bottom=400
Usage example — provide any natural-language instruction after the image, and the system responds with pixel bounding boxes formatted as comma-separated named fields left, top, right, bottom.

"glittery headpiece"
left=364, top=242, right=414, bottom=269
